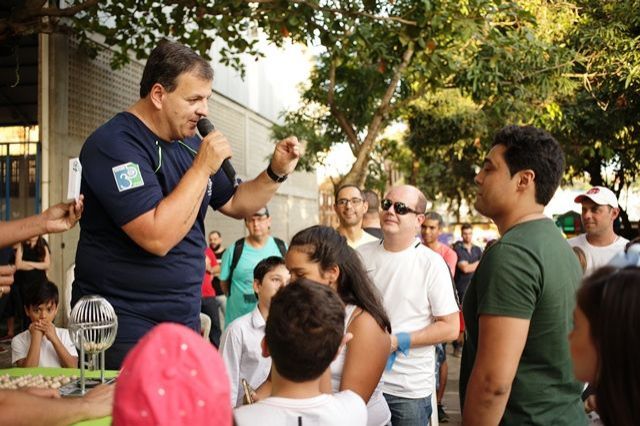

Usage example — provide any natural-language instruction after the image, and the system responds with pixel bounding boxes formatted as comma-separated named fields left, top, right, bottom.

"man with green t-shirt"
left=220, top=207, right=286, bottom=327
left=460, top=125, right=586, bottom=425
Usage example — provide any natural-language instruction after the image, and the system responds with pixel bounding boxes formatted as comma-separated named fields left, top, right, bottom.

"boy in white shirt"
left=234, top=279, right=367, bottom=426
left=220, top=256, right=290, bottom=407
left=12, top=280, right=78, bottom=368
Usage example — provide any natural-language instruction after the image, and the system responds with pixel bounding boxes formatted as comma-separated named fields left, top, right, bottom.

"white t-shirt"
left=234, top=390, right=367, bottom=426
left=358, top=239, right=459, bottom=398
left=11, top=327, right=78, bottom=367
left=346, top=230, right=380, bottom=249
left=219, top=307, right=271, bottom=407
left=330, top=305, right=390, bottom=426
left=568, top=234, right=628, bottom=276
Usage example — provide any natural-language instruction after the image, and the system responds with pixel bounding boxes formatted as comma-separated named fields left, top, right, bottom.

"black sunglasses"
left=381, top=199, right=422, bottom=215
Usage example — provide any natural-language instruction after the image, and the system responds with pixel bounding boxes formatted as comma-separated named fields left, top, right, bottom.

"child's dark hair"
left=24, top=280, right=59, bottom=308
left=576, top=266, right=640, bottom=426
left=266, top=279, right=345, bottom=382
left=289, top=225, right=391, bottom=333
left=253, top=256, right=286, bottom=282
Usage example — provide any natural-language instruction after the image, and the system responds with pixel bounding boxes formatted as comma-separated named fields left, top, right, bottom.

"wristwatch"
left=266, top=163, right=288, bottom=183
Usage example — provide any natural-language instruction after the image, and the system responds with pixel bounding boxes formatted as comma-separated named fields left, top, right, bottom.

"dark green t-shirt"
left=460, top=219, right=586, bottom=425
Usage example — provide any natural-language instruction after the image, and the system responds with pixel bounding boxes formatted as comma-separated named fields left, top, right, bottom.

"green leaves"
left=548, top=0, right=640, bottom=195
left=8, top=0, right=638, bottom=206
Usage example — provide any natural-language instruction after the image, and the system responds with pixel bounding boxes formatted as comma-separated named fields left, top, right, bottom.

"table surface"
left=0, top=366, right=117, bottom=426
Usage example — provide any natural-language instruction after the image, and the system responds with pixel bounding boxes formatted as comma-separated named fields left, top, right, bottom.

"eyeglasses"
left=381, top=199, right=422, bottom=216
left=336, top=198, right=364, bottom=207
left=246, top=215, right=269, bottom=223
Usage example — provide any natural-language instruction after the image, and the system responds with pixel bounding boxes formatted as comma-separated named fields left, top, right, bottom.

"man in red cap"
left=569, top=186, right=628, bottom=276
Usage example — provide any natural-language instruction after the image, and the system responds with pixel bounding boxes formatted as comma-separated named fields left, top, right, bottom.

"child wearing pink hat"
left=113, top=322, right=232, bottom=426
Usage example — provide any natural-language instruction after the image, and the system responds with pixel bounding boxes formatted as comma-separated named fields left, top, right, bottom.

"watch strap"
left=266, top=163, right=288, bottom=183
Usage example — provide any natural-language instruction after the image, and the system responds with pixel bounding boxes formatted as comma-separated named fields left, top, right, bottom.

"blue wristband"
left=396, top=332, right=411, bottom=355
left=385, top=332, right=411, bottom=371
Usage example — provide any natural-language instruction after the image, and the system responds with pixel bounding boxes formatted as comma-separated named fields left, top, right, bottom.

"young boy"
left=11, top=280, right=78, bottom=368
left=234, top=279, right=367, bottom=425
left=219, top=256, right=290, bottom=407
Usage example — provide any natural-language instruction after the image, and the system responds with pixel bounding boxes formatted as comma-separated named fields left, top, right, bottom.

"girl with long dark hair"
left=570, top=249, right=640, bottom=426
left=286, top=225, right=391, bottom=426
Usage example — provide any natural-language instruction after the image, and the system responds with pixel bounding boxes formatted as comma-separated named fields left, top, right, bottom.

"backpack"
left=227, top=237, right=287, bottom=295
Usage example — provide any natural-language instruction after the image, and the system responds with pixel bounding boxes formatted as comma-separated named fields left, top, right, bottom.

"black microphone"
left=197, top=118, right=238, bottom=187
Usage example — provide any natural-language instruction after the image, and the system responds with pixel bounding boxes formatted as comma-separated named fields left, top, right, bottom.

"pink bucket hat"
left=113, top=323, right=232, bottom=426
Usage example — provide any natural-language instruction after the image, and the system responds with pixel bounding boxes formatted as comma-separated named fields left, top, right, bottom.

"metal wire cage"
left=69, top=295, right=118, bottom=394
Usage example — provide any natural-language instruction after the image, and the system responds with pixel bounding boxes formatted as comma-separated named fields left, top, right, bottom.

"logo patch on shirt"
left=112, top=162, right=144, bottom=192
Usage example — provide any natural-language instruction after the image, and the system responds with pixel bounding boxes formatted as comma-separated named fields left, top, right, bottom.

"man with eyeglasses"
left=358, top=185, right=459, bottom=426
left=333, top=185, right=379, bottom=248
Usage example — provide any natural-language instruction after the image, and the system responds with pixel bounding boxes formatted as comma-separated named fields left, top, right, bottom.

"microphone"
left=197, top=118, right=238, bottom=187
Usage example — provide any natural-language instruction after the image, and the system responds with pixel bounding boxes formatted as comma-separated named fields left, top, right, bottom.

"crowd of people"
left=0, top=39, right=639, bottom=426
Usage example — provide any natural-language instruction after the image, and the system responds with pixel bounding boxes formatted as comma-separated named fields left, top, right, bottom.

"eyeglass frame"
left=381, top=199, right=423, bottom=216
left=336, top=197, right=364, bottom=207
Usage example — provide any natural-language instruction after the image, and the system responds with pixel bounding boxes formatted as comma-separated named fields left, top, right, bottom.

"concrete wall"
left=43, top=35, right=318, bottom=317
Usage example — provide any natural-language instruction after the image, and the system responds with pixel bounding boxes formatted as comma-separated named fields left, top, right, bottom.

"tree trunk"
left=586, top=154, right=603, bottom=187
left=618, top=207, right=635, bottom=240
left=339, top=43, right=416, bottom=188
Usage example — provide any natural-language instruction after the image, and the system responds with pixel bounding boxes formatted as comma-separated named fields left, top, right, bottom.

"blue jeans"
left=435, top=343, right=446, bottom=392
left=201, top=297, right=222, bottom=347
left=384, top=393, right=432, bottom=426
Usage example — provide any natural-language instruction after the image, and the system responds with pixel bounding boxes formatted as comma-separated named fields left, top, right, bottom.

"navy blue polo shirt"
left=73, top=112, right=235, bottom=343
left=453, top=242, right=483, bottom=295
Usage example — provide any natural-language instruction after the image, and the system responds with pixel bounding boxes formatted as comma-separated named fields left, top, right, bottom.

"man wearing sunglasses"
left=459, top=126, right=585, bottom=425
left=358, top=185, right=459, bottom=426
left=333, top=185, right=379, bottom=248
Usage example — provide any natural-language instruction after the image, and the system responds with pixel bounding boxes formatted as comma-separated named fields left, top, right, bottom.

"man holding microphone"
left=72, top=39, right=300, bottom=368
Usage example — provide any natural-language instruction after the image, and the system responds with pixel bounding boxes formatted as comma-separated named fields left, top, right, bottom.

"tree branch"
left=368, top=42, right=416, bottom=135
left=249, top=0, right=417, bottom=26
left=327, top=56, right=360, bottom=154
left=37, top=0, right=100, bottom=17
left=391, top=89, right=430, bottom=114
left=0, top=0, right=99, bottom=42
left=562, top=72, right=609, bottom=79
left=344, top=42, right=415, bottom=185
